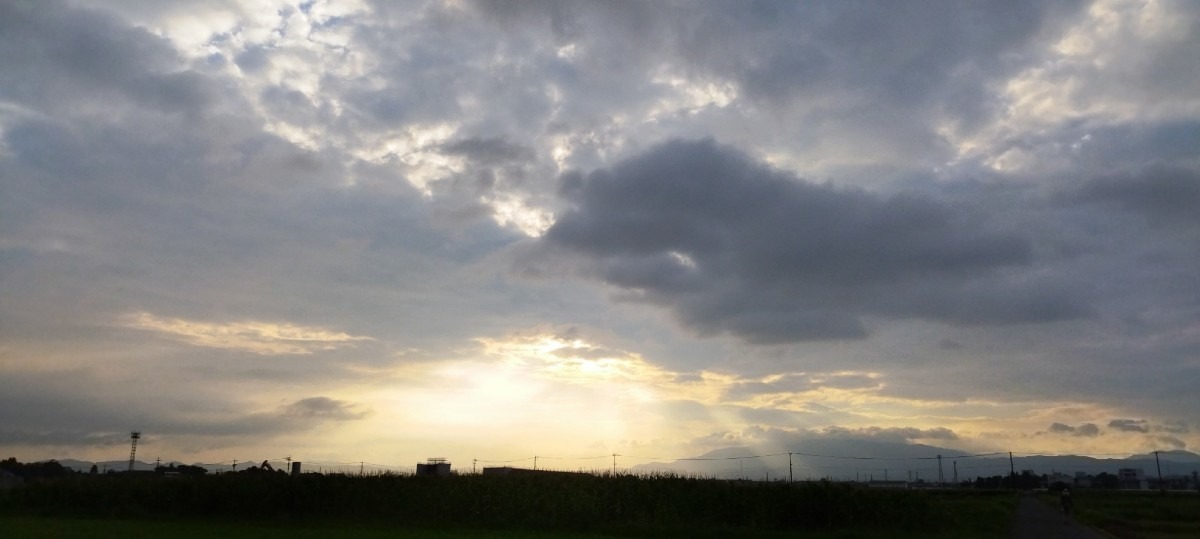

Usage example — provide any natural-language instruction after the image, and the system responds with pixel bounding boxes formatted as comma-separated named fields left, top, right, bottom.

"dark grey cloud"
left=0, top=1, right=216, bottom=115
left=1048, top=422, right=1075, bottom=434
left=0, top=430, right=129, bottom=448
left=675, top=1, right=1083, bottom=107
left=1108, top=419, right=1150, bottom=433
left=1075, top=164, right=1200, bottom=228
left=283, top=397, right=369, bottom=421
left=540, top=139, right=1088, bottom=343
left=1046, top=422, right=1101, bottom=437
left=234, top=45, right=272, bottom=74
left=0, top=371, right=371, bottom=448
left=439, top=136, right=536, bottom=165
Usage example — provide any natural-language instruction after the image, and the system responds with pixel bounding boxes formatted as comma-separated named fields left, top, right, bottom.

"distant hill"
left=631, top=438, right=971, bottom=481
left=53, top=459, right=157, bottom=472
left=1126, top=450, right=1200, bottom=463
left=631, top=440, right=1200, bottom=481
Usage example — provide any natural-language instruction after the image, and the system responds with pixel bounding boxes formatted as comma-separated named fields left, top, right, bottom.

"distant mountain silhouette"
left=631, top=440, right=1200, bottom=481
left=1126, top=450, right=1200, bottom=463
left=55, top=459, right=156, bottom=472
left=631, top=439, right=971, bottom=481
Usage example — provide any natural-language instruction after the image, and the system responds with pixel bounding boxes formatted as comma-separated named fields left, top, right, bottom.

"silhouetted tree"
left=0, top=458, right=70, bottom=479
left=1093, top=472, right=1119, bottom=489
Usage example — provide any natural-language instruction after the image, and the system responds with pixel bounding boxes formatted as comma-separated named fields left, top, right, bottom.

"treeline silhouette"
left=1, top=457, right=70, bottom=480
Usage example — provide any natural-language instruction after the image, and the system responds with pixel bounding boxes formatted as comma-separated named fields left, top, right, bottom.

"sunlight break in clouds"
left=125, top=312, right=372, bottom=355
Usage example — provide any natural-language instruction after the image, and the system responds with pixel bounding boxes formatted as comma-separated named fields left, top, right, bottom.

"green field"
left=0, top=516, right=612, bottom=539
left=1, top=474, right=1018, bottom=538
left=0, top=513, right=1013, bottom=539
left=1039, top=490, right=1200, bottom=539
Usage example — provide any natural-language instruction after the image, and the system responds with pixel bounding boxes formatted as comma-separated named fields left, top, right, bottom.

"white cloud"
left=124, top=312, right=372, bottom=355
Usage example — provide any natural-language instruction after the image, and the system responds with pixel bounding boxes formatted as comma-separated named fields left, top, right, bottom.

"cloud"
left=0, top=1, right=215, bottom=115
left=1046, top=422, right=1101, bottom=437
left=124, top=312, right=373, bottom=355
left=540, top=138, right=1089, bottom=343
left=1156, top=436, right=1186, bottom=450
left=1048, top=422, right=1075, bottom=434
left=724, top=372, right=880, bottom=400
left=0, top=391, right=371, bottom=450
left=1108, top=418, right=1150, bottom=433
left=0, top=430, right=130, bottom=448
left=438, top=136, right=536, bottom=165
left=1157, top=421, right=1190, bottom=434
left=283, top=397, right=370, bottom=421
left=1075, top=164, right=1200, bottom=227
left=818, top=426, right=960, bottom=443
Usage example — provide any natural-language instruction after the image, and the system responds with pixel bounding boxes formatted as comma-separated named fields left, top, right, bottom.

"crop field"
left=1038, top=490, right=1200, bottom=539
left=1, top=473, right=1017, bottom=538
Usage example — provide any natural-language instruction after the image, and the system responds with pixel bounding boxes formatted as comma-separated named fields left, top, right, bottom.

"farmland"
left=1, top=472, right=1016, bottom=538
left=1038, top=489, right=1200, bottom=539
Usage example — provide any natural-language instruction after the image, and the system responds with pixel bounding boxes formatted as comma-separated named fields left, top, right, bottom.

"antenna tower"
left=128, top=432, right=141, bottom=472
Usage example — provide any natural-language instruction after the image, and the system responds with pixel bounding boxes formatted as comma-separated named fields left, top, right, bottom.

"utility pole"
left=360, top=462, right=364, bottom=476
left=233, top=459, right=238, bottom=471
left=473, top=459, right=477, bottom=474
left=612, top=453, right=617, bottom=475
left=534, top=456, right=538, bottom=470
left=937, top=455, right=944, bottom=486
left=788, top=453, right=793, bottom=484
left=1009, top=452, right=1015, bottom=476
left=953, top=460, right=958, bottom=484
left=1155, top=451, right=1164, bottom=493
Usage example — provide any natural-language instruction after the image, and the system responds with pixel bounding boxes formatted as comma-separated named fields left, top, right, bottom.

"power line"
left=197, top=447, right=1175, bottom=478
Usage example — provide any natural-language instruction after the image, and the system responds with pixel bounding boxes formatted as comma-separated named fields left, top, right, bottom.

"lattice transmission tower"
left=128, top=431, right=141, bottom=472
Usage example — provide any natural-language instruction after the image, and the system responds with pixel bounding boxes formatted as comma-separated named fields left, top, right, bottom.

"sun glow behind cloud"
left=336, top=330, right=1163, bottom=462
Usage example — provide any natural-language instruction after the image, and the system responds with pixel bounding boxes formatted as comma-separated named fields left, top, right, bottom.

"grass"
left=0, top=515, right=617, bottom=538
left=1038, top=490, right=1200, bottom=539
left=0, top=513, right=1015, bottom=539
left=1, top=474, right=1018, bottom=538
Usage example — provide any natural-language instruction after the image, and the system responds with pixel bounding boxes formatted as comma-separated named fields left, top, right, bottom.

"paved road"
left=1010, top=494, right=1106, bottom=539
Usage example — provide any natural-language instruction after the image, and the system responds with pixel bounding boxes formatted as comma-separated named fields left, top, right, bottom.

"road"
left=1010, top=494, right=1106, bottom=539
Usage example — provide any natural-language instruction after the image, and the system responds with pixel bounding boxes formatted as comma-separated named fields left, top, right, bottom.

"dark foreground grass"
left=1, top=474, right=1017, bottom=538
left=1, top=516, right=611, bottom=539
left=0, top=513, right=1014, bottom=539
left=1039, top=490, right=1200, bottom=539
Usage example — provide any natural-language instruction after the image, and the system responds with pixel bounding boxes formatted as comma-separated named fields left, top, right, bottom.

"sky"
left=2, top=0, right=1199, bottom=472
